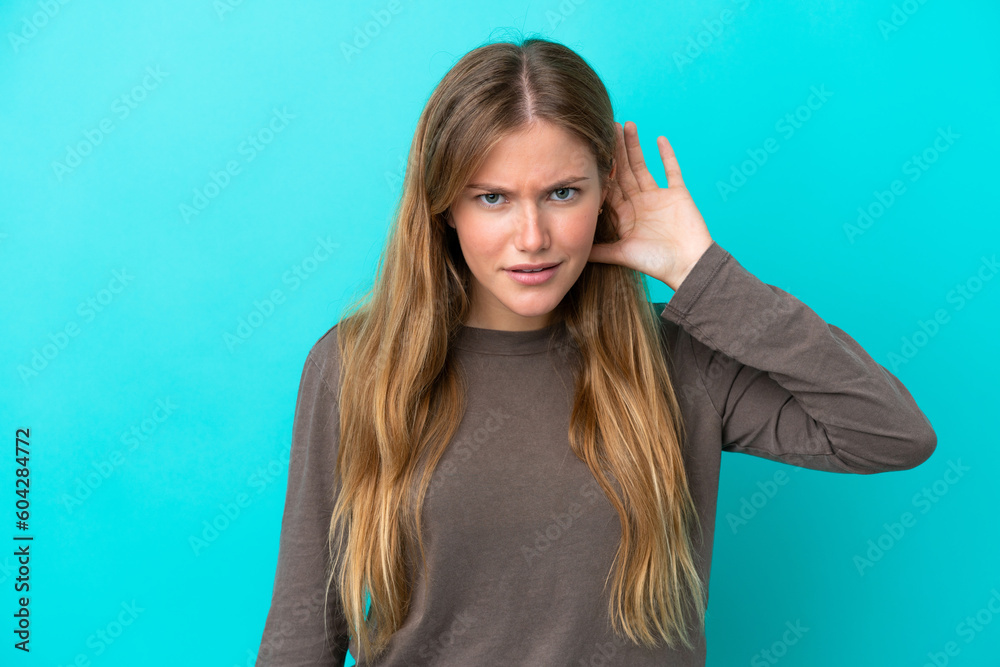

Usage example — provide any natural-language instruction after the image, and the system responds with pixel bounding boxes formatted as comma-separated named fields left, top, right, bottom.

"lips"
left=504, top=263, right=560, bottom=285
left=507, top=262, right=560, bottom=272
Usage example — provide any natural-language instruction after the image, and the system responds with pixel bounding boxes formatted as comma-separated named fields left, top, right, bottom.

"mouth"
left=506, top=262, right=561, bottom=272
left=504, top=262, right=561, bottom=285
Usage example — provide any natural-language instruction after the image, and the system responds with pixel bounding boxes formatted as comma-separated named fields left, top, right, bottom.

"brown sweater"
left=255, top=240, right=937, bottom=666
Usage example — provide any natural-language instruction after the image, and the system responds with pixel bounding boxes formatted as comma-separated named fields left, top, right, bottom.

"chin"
left=502, top=293, right=565, bottom=318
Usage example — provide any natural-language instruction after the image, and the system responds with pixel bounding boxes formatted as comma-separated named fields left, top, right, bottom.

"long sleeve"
left=658, top=240, right=937, bottom=474
left=257, top=337, right=351, bottom=666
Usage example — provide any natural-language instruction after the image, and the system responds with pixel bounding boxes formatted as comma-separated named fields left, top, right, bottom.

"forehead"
left=469, top=121, right=596, bottom=184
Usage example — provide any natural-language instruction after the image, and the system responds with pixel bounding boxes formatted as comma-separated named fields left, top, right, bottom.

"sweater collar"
left=452, top=319, right=571, bottom=356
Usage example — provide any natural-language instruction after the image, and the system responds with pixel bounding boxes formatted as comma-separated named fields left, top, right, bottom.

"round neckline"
left=453, top=319, right=570, bottom=355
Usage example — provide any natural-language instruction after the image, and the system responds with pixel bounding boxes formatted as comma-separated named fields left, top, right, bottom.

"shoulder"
left=301, top=321, right=344, bottom=399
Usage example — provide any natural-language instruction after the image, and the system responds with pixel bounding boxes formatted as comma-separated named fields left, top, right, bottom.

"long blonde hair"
left=326, top=35, right=706, bottom=661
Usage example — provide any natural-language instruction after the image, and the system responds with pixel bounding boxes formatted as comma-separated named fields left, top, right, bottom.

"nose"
left=514, top=203, right=549, bottom=252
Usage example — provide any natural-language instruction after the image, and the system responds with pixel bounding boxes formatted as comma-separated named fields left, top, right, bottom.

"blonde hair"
left=326, top=35, right=706, bottom=661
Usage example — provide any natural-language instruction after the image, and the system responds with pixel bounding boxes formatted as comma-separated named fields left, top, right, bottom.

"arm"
left=256, top=338, right=351, bottom=666
left=659, top=241, right=937, bottom=474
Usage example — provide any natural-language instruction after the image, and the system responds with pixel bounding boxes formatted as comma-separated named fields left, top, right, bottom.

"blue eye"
left=476, top=187, right=579, bottom=209
left=478, top=193, right=504, bottom=207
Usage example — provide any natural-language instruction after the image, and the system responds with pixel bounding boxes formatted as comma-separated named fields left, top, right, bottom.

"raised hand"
left=589, top=121, right=714, bottom=291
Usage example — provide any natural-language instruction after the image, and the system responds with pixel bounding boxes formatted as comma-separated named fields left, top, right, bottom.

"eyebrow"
left=464, top=175, right=590, bottom=194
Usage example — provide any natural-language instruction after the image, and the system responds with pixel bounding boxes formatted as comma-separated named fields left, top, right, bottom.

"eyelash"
left=476, top=187, right=580, bottom=209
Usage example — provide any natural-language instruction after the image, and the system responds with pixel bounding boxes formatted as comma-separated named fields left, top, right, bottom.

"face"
left=446, top=119, right=610, bottom=331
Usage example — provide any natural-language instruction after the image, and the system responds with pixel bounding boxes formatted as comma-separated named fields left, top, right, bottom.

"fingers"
left=622, top=121, right=660, bottom=192
left=614, top=121, right=641, bottom=199
left=656, top=135, right=685, bottom=189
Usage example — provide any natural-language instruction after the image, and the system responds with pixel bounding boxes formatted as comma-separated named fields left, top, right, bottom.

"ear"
left=602, top=160, right=617, bottom=202
left=445, top=209, right=455, bottom=229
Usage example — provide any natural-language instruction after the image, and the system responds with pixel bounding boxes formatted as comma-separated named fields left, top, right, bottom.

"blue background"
left=1, top=1, right=997, bottom=665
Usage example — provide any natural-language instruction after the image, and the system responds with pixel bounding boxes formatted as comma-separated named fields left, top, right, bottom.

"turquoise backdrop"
left=1, top=1, right=997, bottom=665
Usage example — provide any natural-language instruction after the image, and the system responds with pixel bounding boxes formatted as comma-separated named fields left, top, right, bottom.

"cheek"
left=560, top=213, right=598, bottom=253
left=453, top=214, right=504, bottom=267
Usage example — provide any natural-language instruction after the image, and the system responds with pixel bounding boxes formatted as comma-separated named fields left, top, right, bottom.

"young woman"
left=255, top=37, right=937, bottom=666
